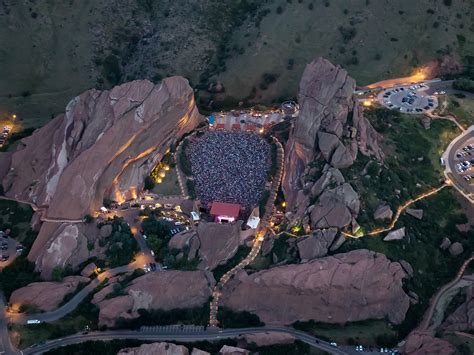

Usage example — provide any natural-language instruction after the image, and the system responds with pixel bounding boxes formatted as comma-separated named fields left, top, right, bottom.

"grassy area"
left=217, top=307, right=264, bottom=328
left=293, top=319, right=398, bottom=347
left=344, top=109, right=459, bottom=229
left=442, top=333, right=474, bottom=355
left=151, top=168, right=181, bottom=196
left=447, top=96, right=474, bottom=127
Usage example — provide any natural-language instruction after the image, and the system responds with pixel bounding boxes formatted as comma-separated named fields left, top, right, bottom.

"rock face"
left=449, top=242, right=464, bottom=256
left=10, top=276, right=89, bottom=312
left=442, top=286, right=474, bottom=331
left=384, top=227, right=405, bottom=241
left=401, top=331, right=455, bottom=355
left=440, top=237, right=452, bottom=250
left=373, top=204, right=393, bottom=220
left=0, top=77, right=203, bottom=277
left=168, top=221, right=242, bottom=270
left=195, top=221, right=241, bottom=270
left=219, top=345, right=249, bottom=355
left=96, top=270, right=213, bottom=327
left=221, top=249, right=410, bottom=325
left=352, top=104, right=384, bottom=161
left=296, top=228, right=338, bottom=261
left=406, top=208, right=423, bottom=220
left=282, top=57, right=355, bottom=209
left=118, top=342, right=190, bottom=355
left=310, top=183, right=359, bottom=229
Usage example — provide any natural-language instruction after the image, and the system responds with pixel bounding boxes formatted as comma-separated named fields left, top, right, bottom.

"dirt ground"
left=0, top=0, right=473, bottom=128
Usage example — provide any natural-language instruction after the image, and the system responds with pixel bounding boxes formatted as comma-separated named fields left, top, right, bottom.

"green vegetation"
left=212, top=245, right=251, bottom=281
left=293, top=319, right=398, bottom=347
left=13, top=292, right=99, bottom=349
left=100, top=217, right=139, bottom=268
left=217, top=307, right=264, bottom=328
left=179, top=139, right=193, bottom=176
left=347, top=109, right=458, bottom=228
left=258, top=190, right=270, bottom=216
left=0, top=199, right=36, bottom=249
left=446, top=96, right=474, bottom=126
left=0, top=257, right=40, bottom=298
left=453, top=78, right=474, bottom=93
left=152, top=169, right=181, bottom=196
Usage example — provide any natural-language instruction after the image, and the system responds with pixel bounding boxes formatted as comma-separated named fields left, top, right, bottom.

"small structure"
left=210, top=202, right=241, bottom=223
left=246, top=206, right=260, bottom=229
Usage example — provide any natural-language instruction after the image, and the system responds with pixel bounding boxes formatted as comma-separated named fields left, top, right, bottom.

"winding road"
left=21, top=326, right=348, bottom=355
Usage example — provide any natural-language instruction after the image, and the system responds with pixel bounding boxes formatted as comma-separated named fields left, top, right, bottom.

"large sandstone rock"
left=310, top=183, right=359, bottom=229
left=352, top=104, right=384, bottom=161
left=239, top=332, right=295, bottom=347
left=406, top=208, right=423, bottom=220
left=373, top=204, right=393, bottom=220
left=97, top=270, right=213, bottom=327
left=401, top=331, right=455, bottom=355
left=282, top=57, right=355, bottom=209
left=296, top=228, right=338, bottom=261
left=221, top=249, right=410, bottom=325
left=196, top=221, right=241, bottom=270
left=118, top=342, right=190, bottom=355
left=10, top=276, right=89, bottom=312
left=449, top=242, right=464, bottom=256
left=310, top=165, right=345, bottom=199
left=384, top=227, right=405, bottom=241
left=219, top=345, right=249, bottom=355
left=0, top=78, right=204, bottom=276
left=442, top=286, right=474, bottom=331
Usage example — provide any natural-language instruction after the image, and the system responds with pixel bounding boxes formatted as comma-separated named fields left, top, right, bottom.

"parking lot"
left=378, top=83, right=438, bottom=114
left=0, top=232, right=23, bottom=268
left=453, top=139, right=474, bottom=184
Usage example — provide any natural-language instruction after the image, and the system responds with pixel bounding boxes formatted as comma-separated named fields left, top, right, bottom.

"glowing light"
left=259, top=128, right=264, bottom=134
left=362, top=100, right=372, bottom=107
left=164, top=165, right=170, bottom=171
left=159, top=171, right=166, bottom=178
left=291, top=225, right=302, bottom=234
left=157, top=178, right=162, bottom=184
left=12, top=114, right=16, bottom=119
left=281, top=201, right=287, bottom=207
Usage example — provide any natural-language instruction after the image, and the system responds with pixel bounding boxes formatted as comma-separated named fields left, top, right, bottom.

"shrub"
left=276, top=6, right=283, bottom=14
left=144, top=176, right=155, bottom=190
left=338, top=26, right=357, bottom=43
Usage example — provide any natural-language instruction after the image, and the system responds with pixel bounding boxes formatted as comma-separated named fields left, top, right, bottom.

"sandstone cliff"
left=220, top=249, right=410, bottom=325
left=0, top=77, right=203, bottom=276
left=95, top=270, right=214, bottom=327
left=400, top=331, right=455, bottom=355
left=282, top=57, right=355, bottom=210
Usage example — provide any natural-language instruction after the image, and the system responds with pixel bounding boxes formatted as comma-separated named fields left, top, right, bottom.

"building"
left=210, top=202, right=241, bottom=223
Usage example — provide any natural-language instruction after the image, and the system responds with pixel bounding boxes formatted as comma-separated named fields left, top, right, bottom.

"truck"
left=27, top=319, right=42, bottom=325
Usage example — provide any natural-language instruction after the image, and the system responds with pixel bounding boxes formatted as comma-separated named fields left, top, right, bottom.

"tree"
left=52, top=266, right=64, bottom=282
left=144, top=176, right=155, bottom=190
left=83, top=214, right=94, bottom=223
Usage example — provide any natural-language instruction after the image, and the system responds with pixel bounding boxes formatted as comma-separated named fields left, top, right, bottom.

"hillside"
left=0, top=0, right=473, bottom=128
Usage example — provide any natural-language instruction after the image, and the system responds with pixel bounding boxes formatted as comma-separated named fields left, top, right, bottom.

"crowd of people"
left=187, top=131, right=270, bottom=206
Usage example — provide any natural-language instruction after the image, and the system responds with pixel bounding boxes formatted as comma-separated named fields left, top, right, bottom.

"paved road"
left=418, top=255, right=474, bottom=332
left=22, top=326, right=349, bottom=355
left=442, top=125, right=474, bottom=203
left=0, top=294, right=17, bottom=355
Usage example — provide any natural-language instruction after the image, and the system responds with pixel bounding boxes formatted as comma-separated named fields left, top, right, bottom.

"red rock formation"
left=401, top=331, right=455, bottom=355
left=96, top=270, right=213, bottom=327
left=10, top=276, right=89, bottom=312
left=282, top=57, right=355, bottom=209
left=220, top=249, right=410, bottom=325
left=0, top=77, right=204, bottom=277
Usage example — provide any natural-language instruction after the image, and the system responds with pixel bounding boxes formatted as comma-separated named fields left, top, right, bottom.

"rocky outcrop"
left=10, top=276, right=89, bottom=312
left=118, top=342, right=190, bottom=355
left=406, top=208, right=423, bottom=220
left=219, top=346, right=249, bottom=355
left=449, top=242, right=464, bottom=256
left=238, top=332, right=295, bottom=347
left=96, top=270, right=213, bottom=327
left=282, top=57, right=355, bottom=209
left=310, top=183, right=359, bottom=229
left=401, top=332, right=455, bottom=355
left=440, top=237, right=452, bottom=250
left=168, top=221, right=242, bottom=270
left=384, top=227, right=405, bottom=241
left=373, top=203, right=393, bottom=220
left=296, top=228, right=338, bottom=261
left=442, top=286, right=474, bottom=331
left=196, top=221, right=241, bottom=270
left=352, top=104, right=384, bottom=161
left=0, top=77, right=203, bottom=277
left=221, top=249, right=410, bottom=325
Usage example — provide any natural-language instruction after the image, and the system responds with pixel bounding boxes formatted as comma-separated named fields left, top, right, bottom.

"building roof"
left=210, top=202, right=241, bottom=218
left=216, top=123, right=225, bottom=129
left=231, top=123, right=241, bottom=130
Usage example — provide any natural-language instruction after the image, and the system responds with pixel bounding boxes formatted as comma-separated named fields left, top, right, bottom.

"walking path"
left=208, top=137, right=284, bottom=327
left=341, top=183, right=449, bottom=238
left=418, top=255, right=474, bottom=332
